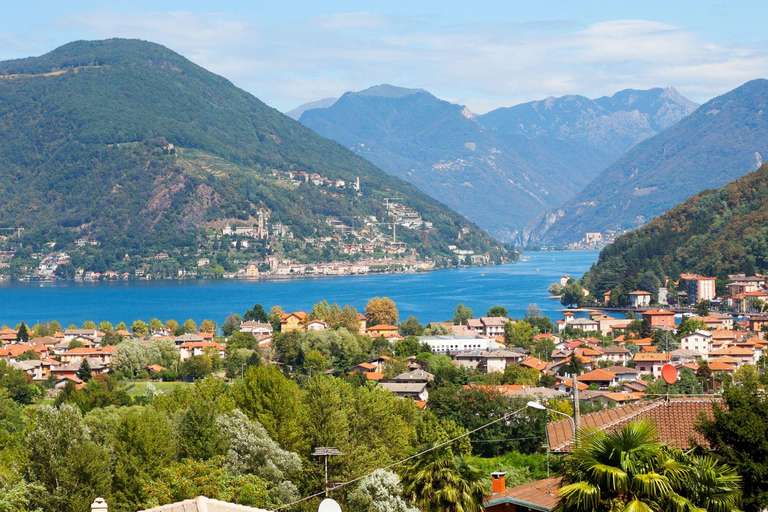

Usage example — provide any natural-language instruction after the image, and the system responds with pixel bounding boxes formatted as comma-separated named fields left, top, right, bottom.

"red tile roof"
left=546, top=398, right=719, bottom=452
left=486, top=477, right=562, bottom=511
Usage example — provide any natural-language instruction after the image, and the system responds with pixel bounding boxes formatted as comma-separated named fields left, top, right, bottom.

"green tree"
left=560, top=282, right=584, bottom=308
left=15, top=322, right=29, bottom=343
left=698, top=379, right=768, bottom=511
left=504, top=321, right=534, bottom=349
left=399, top=316, right=425, bottom=337
left=222, top=314, right=242, bottom=336
left=453, top=303, right=474, bottom=325
left=678, top=317, right=707, bottom=337
left=403, top=449, right=489, bottom=512
left=548, top=283, right=564, bottom=295
left=17, top=349, right=40, bottom=361
left=98, top=321, right=114, bottom=335
left=181, top=355, right=213, bottom=380
left=26, top=404, right=112, bottom=512
left=115, top=321, right=128, bottom=332
left=148, top=318, right=164, bottom=333
left=487, top=306, right=508, bottom=317
left=82, top=320, right=97, bottom=329
left=394, top=337, right=422, bottom=357
left=556, top=420, right=742, bottom=512
left=502, top=365, right=539, bottom=386
left=68, top=339, right=85, bottom=349
left=303, top=349, right=327, bottom=375
left=131, top=319, right=149, bottom=337
left=696, top=300, right=712, bottom=317
left=49, top=320, right=62, bottom=333
left=77, top=358, right=92, bottom=382
left=182, top=318, right=198, bottom=334
left=244, top=304, right=270, bottom=323
left=231, top=366, right=307, bottom=454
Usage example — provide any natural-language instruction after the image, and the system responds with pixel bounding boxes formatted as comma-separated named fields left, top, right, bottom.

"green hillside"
left=582, top=163, right=768, bottom=302
left=0, top=39, right=509, bottom=279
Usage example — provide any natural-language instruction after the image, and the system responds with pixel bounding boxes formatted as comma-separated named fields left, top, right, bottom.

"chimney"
left=91, top=498, right=108, bottom=512
left=491, top=472, right=506, bottom=494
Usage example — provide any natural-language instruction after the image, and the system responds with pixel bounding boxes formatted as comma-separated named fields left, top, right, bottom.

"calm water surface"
left=0, top=251, right=598, bottom=326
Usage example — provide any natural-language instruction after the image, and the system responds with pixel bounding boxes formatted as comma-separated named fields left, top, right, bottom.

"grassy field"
left=124, top=380, right=194, bottom=397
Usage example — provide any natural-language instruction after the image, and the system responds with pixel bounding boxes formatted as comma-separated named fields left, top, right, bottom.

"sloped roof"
left=577, top=368, right=616, bottom=382
left=485, top=477, right=562, bottom=511
left=139, top=496, right=269, bottom=512
left=547, top=398, right=718, bottom=452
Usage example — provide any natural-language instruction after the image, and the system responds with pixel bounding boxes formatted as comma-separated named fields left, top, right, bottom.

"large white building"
left=419, top=335, right=498, bottom=354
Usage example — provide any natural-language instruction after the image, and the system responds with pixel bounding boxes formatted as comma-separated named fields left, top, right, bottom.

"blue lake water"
left=0, top=251, right=599, bottom=327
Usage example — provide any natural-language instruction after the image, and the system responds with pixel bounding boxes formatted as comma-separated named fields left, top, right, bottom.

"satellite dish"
left=661, top=364, right=678, bottom=385
left=318, top=498, right=342, bottom=512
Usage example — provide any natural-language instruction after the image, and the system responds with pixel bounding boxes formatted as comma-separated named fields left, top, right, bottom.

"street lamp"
left=526, top=401, right=575, bottom=435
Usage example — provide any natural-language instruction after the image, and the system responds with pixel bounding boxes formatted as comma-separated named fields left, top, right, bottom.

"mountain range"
left=0, top=39, right=508, bottom=278
left=524, top=79, right=768, bottom=246
left=296, top=85, right=698, bottom=241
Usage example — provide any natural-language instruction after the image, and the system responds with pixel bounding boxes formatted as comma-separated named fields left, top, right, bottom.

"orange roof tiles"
left=547, top=398, right=719, bottom=452
left=486, top=477, right=562, bottom=511
left=578, top=368, right=617, bottom=382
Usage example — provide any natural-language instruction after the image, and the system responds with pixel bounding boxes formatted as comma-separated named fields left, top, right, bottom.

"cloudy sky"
left=2, top=0, right=767, bottom=113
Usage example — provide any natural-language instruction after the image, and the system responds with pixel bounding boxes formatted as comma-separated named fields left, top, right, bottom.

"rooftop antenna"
left=312, top=447, right=343, bottom=497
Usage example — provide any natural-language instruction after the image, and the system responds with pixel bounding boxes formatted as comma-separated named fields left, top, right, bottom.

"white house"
left=680, top=330, right=713, bottom=359
left=628, top=291, right=652, bottom=308
left=239, top=321, right=273, bottom=336
left=465, top=317, right=508, bottom=337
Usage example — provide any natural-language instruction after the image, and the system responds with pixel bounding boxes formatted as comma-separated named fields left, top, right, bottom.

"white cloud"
left=18, top=10, right=768, bottom=113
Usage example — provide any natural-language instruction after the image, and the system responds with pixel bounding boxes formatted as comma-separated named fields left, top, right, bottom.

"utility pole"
left=312, top=447, right=342, bottom=497
left=572, top=373, right=581, bottom=433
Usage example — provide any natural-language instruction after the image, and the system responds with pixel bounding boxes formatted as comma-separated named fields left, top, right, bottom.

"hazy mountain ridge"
left=297, top=85, right=697, bottom=241
left=524, top=79, right=768, bottom=246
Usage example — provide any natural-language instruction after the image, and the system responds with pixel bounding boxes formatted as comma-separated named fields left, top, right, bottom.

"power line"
left=269, top=406, right=528, bottom=511
left=470, top=435, right=543, bottom=443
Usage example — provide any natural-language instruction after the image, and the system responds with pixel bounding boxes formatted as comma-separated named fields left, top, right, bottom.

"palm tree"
left=555, top=420, right=742, bottom=512
left=682, top=454, right=742, bottom=512
left=402, top=448, right=489, bottom=512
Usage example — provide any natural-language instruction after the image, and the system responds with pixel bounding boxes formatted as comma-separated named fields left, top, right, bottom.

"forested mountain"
left=298, top=85, right=696, bottom=241
left=0, top=39, right=509, bottom=276
left=524, top=79, right=768, bottom=246
left=479, top=87, right=698, bottom=157
left=581, top=162, right=768, bottom=302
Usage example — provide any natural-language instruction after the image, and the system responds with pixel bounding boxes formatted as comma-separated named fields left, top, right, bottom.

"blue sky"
left=2, top=1, right=767, bottom=112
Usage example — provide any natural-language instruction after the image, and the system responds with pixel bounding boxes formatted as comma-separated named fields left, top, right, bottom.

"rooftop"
left=547, top=398, right=718, bottom=452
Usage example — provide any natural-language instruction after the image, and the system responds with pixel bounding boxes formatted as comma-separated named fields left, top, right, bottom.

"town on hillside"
left=0, top=191, right=496, bottom=282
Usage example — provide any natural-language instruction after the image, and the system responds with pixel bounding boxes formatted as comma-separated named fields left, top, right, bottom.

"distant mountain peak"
left=355, top=84, right=427, bottom=98
left=285, top=97, right=338, bottom=120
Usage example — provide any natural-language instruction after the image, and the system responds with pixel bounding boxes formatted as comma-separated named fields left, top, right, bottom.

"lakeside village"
left=0, top=286, right=764, bottom=511
left=0, top=177, right=493, bottom=282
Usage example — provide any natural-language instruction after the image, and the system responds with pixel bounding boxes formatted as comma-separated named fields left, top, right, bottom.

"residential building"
left=466, top=317, right=509, bottom=337
left=366, top=324, right=399, bottom=338
left=681, top=274, right=716, bottom=304
left=628, top=291, right=652, bottom=308
left=577, top=368, right=617, bottom=389
left=419, top=334, right=497, bottom=354
left=239, top=321, right=273, bottom=336
left=280, top=312, right=308, bottom=332
left=633, top=353, right=671, bottom=378
left=680, top=330, right=713, bottom=358
left=641, top=309, right=676, bottom=329
left=306, top=319, right=328, bottom=331
left=452, top=349, right=525, bottom=373
left=597, top=345, right=631, bottom=364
